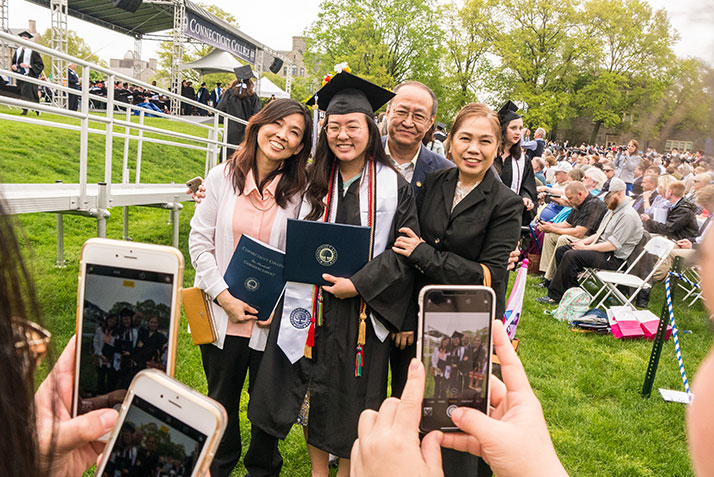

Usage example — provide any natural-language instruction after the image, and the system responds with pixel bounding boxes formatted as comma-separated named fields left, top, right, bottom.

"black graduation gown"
left=248, top=173, right=419, bottom=458
left=495, top=153, right=537, bottom=225
left=216, top=89, right=262, bottom=156
left=11, top=47, right=44, bottom=104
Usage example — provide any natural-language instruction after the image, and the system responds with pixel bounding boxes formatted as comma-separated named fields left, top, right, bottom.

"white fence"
left=0, top=31, right=248, bottom=263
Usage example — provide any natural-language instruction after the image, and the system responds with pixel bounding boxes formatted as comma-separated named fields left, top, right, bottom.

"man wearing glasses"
left=601, top=162, right=616, bottom=195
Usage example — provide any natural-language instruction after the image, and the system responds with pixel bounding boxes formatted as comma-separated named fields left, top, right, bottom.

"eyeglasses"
left=391, top=108, right=430, bottom=125
left=604, top=169, right=614, bottom=172
left=324, top=124, right=363, bottom=137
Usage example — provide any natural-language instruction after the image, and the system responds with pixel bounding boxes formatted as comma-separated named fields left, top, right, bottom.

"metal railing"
left=0, top=30, right=248, bottom=258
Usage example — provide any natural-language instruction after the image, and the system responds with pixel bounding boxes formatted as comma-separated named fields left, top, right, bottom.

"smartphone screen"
left=99, top=395, right=208, bottom=477
left=76, top=263, right=175, bottom=416
left=419, top=287, right=494, bottom=432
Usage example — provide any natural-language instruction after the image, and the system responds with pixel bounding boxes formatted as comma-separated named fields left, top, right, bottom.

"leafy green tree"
left=575, top=0, right=678, bottom=142
left=484, top=0, right=585, bottom=129
left=304, top=0, right=443, bottom=90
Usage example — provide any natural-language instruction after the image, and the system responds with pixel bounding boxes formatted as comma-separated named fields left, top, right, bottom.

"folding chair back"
left=644, top=235, right=676, bottom=260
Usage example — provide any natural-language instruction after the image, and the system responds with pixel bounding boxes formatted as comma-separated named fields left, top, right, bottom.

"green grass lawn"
left=1, top=107, right=710, bottom=476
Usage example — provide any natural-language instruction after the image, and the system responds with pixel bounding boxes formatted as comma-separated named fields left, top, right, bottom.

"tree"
left=304, top=0, right=443, bottom=90
left=438, top=0, right=495, bottom=122
left=574, top=0, right=678, bottom=142
left=484, top=0, right=585, bottom=129
left=35, top=29, right=107, bottom=80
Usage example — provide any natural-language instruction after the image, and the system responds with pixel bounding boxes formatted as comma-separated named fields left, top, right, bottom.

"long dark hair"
left=304, top=114, right=394, bottom=220
left=229, top=78, right=255, bottom=99
left=500, top=118, right=523, bottom=160
left=0, top=198, right=55, bottom=475
left=225, top=98, right=312, bottom=208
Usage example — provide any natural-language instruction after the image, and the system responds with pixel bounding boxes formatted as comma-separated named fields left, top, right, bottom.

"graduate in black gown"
left=10, top=31, right=44, bottom=115
left=248, top=72, right=419, bottom=475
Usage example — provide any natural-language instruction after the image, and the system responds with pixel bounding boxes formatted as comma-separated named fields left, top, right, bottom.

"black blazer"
left=408, top=167, right=523, bottom=321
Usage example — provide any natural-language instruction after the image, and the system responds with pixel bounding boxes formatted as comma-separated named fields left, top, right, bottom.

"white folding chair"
left=677, top=266, right=703, bottom=306
left=592, top=236, right=675, bottom=310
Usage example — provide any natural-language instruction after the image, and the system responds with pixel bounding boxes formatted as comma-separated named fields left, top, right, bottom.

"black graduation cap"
left=17, top=30, right=33, bottom=39
left=436, top=122, right=446, bottom=130
left=451, top=331, right=464, bottom=339
left=306, top=71, right=394, bottom=116
left=233, top=65, right=255, bottom=82
left=498, top=100, right=521, bottom=125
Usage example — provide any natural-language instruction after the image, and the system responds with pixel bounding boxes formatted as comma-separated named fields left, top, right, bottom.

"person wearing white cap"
left=537, top=178, right=643, bottom=304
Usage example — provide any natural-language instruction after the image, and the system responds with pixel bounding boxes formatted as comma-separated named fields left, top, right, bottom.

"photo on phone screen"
left=419, top=287, right=493, bottom=432
left=76, top=264, right=175, bottom=415
left=99, top=395, right=207, bottom=477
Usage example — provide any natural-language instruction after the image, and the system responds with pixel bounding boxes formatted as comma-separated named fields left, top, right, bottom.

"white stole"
left=277, top=162, right=399, bottom=364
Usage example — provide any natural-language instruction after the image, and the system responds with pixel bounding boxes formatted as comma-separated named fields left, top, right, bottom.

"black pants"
left=548, top=245, right=623, bottom=301
left=200, top=336, right=282, bottom=477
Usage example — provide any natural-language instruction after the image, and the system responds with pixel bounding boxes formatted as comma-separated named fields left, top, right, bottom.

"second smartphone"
left=416, top=285, right=495, bottom=433
left=72, top=238, right=184, bottom=417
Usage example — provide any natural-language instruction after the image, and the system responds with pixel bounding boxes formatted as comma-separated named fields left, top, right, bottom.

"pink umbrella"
left=503, top=259, right=528, bottom=340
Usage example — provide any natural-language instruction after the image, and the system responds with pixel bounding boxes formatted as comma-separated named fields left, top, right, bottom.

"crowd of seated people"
left=520, top=139, right=714, bottom=308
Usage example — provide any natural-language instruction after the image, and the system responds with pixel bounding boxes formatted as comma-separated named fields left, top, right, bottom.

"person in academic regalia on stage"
left=217, top=65, right=262, bottom=159
left=11, top=31, right=44, bottom=115
left=248, top=71, right=419, bottom=476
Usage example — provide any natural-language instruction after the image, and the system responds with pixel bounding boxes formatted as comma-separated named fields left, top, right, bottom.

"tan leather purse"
left=481, top=264, right=492, bottom=287
left=182, top=287, right=217, bottom=345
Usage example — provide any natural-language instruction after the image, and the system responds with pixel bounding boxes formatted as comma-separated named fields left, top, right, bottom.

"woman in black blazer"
left=392, top=102, right=523, bottom=477
left=393, top=102, right=522, bottom=323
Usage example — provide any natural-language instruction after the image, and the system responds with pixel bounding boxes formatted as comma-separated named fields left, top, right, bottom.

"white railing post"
left=79, top=65, right=90, bottom=209
left=136, top=109, right=145, bottom=184
left=104, top=74, right=115, bottom=195
left=122, top=107, right=131, bottom=183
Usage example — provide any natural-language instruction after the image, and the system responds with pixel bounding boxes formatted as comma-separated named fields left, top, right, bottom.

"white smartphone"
left=95, top=369, right=227, bottom=477
left=72, top=238, right=184, bottom=418
left=416, top=285, right=495, bottom=433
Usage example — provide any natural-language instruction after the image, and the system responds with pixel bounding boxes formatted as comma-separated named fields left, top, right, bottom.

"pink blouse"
left=226, top=171, right=282, bottom=337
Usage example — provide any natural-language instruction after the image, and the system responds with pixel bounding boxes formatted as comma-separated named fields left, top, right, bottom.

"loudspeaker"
left=269, top=57, right=284, bottom=74
left=112, top=0, right=143, bottom=13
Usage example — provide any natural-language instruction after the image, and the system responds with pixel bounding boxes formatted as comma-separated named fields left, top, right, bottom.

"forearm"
left=587, top=240, right=616, bottom=253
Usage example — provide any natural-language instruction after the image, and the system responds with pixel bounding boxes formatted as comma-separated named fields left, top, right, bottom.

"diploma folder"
left=224, top=235, right=286, bottom=321
left=284, top=219, right=371, bottom=286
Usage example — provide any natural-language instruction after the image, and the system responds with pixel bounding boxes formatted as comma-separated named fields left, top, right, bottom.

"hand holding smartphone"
left=72, top=238, right=184, bottom=419
left=95, top=370, right=227, bottom=477
left=416, top=285, right=495, bottom=433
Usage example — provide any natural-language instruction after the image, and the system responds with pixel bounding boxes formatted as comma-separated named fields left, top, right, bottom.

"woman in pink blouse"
left=188, top=98, right=313, bottom=477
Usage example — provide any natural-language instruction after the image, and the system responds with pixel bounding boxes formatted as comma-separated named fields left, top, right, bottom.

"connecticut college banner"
left=184, top=10, right=256, bottom=64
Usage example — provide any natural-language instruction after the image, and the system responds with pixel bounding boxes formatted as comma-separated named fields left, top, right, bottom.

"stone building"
left=109, top=51, right=158, bottom=83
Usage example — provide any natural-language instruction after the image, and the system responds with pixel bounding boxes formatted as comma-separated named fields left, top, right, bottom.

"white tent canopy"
left=185, top=49, right=290, bottom=99
left=184, top=48, right=242, bottom=75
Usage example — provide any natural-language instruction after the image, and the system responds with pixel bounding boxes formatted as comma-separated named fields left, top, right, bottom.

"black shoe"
left=535, top=279, right=551, bottom=289
left=536, top=296, right=558, bottom=305
left=20, top=110, right=28, bottom=115
left=35, top=110, right=40, bottom=116
left=635, top=289, right=650, bottom=308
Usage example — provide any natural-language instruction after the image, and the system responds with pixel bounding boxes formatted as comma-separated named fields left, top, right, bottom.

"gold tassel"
left=304, top=344, right=312, bottom=359
left=358, top=310, right=367, bottom=346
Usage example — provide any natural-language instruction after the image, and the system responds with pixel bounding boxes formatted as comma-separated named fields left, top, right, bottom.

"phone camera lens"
left=160, top=394, right=163, bottom=398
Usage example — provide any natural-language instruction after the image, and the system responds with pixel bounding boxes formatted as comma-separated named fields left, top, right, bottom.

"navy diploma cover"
left=224, top=235, right=285, bottom=321
left=284, top=219, right=370, bottom=286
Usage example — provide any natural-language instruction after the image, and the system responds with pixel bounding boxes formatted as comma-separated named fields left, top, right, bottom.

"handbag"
left=182, top=287, right=217, bottom=345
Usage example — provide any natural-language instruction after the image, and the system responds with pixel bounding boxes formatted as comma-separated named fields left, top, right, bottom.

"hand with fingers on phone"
left=438, top=321, right=568, bottom=476
left=392, top=331, right=414, bottom=350
left=216, top=289, right=258, bottom=323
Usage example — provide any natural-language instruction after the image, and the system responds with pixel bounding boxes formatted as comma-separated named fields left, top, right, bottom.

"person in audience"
left=614, top=139, right=641, bottom=195
left=642, top=175, right=675, bottom=222
left=631, top=160, right=651, bottom=196
left=537, top=178, right=643, bottom=304
left=641, top=180, right=698, bottom=241
left=632, top=174, right=659, bottom=214
left=582, top=167, right=607, bottom=195
left=532, top=158, right=546, bottom=186
left=536, top=181, right=608, bottom=288
left=601, top=162, right=616, bottom=192
left=653, top=184, right=714, bottom=282
left=684, top=173, right=711, bottom=212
